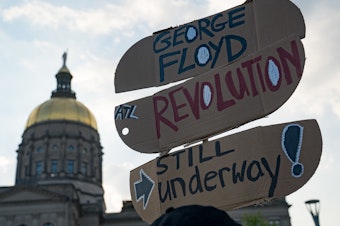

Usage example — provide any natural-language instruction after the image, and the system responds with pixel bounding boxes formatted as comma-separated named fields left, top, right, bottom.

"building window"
left=36, top=161, right=43, bottom=176
left=81, top=162, right=87, bottom=175
left=269, top=219, right=280, bottom=226
left=82, top=147, right=88, bottom=154
left=52, top=144, right=59, bottom=151
left=24, top=165, right=29, bottom=176
left=43, top=223, right=54, bottom=226
left=67, top=160, right=74, bottom=174
left=36, top=146, right=44, bottom=153
left=68, top=145, right=75, bottom=151
left=51, top=160, right=58, bottom=173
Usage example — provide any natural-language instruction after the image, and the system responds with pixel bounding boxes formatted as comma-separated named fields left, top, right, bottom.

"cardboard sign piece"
left=130, top=119, right=322, bottom=224
left=115, top=0, right=305, bottom=93
left=115, top=37, right=305, bottom=153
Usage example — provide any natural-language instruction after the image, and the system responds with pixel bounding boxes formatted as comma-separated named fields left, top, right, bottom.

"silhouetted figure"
left=62, top=52, right=67, bottom=66
left=150, top=205, right=242, bottom=226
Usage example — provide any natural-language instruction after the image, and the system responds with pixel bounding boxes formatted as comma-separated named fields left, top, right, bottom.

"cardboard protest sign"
left=115, top=37, right=305, bottom=153
left=115, top=0, right=305, bottom=93
left=130, top=119, right=322, bottom=224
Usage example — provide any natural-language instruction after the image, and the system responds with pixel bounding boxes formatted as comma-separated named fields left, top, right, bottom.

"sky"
left=0, top=0, right=339, bottom=225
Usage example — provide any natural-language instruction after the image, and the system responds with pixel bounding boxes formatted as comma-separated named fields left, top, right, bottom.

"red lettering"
left=241, top=56, right=262, bottom=96
left=255, top=59, right=266, bottom=92
left=215, top=73, right=236, bottom=111
left=153, top=96, right=178, bottom=139
left=152, top=40, right=303, bottom=140
left=169, top=87, right=189, bottom=122
left=277, top=40, right=303, bottom=85
left=225, top=69, right=250, bottom=99
left=183, top=83, right=200, bottom=120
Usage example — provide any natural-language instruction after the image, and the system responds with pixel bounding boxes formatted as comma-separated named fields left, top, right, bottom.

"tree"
left=242, top=212, right=278, bottom=226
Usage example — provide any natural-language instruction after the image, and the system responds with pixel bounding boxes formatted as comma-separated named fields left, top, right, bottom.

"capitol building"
left=0, top=55, right=292, bottom=226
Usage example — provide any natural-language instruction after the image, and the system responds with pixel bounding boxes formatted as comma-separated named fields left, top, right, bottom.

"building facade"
left=0, top=55, right=291, bottom=226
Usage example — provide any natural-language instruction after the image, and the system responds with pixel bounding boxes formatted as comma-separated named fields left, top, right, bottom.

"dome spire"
left=62, top=51, right=67, bottom=66
left=51, top=51, right=76, bottom=99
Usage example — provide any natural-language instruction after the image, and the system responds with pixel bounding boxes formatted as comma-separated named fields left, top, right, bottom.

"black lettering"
left=261, top=155, right=281, bottom=197
left=157, top=157, right=168, bottom=175
left=218, top=167, right=231, bottom=188
left=158, top=181, right=172, bottom=203
left=204, top=171, right=218, bottom=191
left=215, top=141, right=235, bottom=157
left=232, top=161, right=246, bottom=183
left=247, top=160, right=264, bottom=181
left=172, top=149, right=185, bottom=170
left=170, top=177, right=186, bottom=198
left=188, top=147, right=194, bottom=167
left=189, top=166, right=203, bottom=194
left=199, top=145, right=213, bottom=163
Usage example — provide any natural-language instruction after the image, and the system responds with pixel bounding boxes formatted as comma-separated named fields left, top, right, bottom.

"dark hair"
left=151, top=205, right=242, bottom=226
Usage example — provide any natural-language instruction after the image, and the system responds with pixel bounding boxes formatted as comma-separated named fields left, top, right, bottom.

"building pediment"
left=0, top=186, right=67, bottom=203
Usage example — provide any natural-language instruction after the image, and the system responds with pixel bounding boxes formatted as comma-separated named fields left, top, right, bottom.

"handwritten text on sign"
left=153, top=40, right=303, bottom=139
left=157, top=141, right=280, bottom=203
left=154, top=6, right=247, bottom=83
left=130, top=120, right=322, bottom=225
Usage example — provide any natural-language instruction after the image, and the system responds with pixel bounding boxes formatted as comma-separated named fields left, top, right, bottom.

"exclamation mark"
left=281, top=124, right=304, bottom=178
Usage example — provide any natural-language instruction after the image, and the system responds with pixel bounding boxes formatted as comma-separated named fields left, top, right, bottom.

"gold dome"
left=25, top=97, right=98, bottom=130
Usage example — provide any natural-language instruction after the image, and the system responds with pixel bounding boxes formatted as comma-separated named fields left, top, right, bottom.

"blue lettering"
left=178, top=48, right=195, bottom=74
left=173, top=26, right=187, bottom=47
left=226, top=35, right=247, bottom=62
left=228, top=6, right=246, bottom=28
left=159, top=51, right=180, bottom=82
left=211, top=13, right=228, bottom=32
left=154, top=31, right=172, bottom=53
left=198, top=18, right=214, bottom=39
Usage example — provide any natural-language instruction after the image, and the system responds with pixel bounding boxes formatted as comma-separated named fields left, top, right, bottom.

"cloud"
left=273, top=2, right=340, bottom=122
left=1, top=0, right=244, bottom=37
left=2, top=1, right=122, bottom=34
left=206, top=0, right=241, bottom=14
left=103, top=161, right=135, bottom=212
left=0, top=156, right=15, bottom=185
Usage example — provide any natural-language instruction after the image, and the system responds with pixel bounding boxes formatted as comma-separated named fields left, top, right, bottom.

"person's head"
left=150, top=205, right=242, bottom=226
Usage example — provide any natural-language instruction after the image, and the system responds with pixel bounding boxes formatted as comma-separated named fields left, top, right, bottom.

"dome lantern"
left=51, top=52, right=76, bottom=98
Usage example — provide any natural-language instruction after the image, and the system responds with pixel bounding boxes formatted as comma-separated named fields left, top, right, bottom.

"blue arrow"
left=134, top=169, right=155, bottom=209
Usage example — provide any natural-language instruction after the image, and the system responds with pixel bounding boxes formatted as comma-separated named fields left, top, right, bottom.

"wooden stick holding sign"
left=115, top=0, right=305, bottom=92
left=130, top=119, right=322, bottom=224
left=115, top=37, right=305, bottom=153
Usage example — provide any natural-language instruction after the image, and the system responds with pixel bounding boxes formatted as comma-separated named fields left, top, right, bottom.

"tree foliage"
left=241, top=212, right=278, bottom=226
